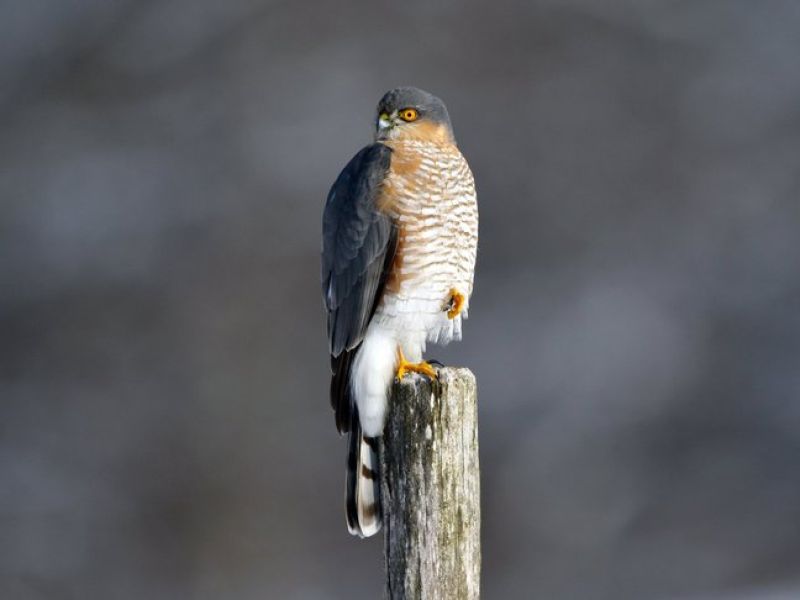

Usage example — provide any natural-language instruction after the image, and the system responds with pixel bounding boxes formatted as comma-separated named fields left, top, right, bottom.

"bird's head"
left=374, top=87, right=454, bottom=144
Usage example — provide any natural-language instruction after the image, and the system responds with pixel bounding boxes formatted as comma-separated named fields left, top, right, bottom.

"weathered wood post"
left=381, top=367, right=480, bottom=600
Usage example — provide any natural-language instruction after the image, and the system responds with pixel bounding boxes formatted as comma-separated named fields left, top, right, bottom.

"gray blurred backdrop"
left=2, top=1, right=800, bottom=599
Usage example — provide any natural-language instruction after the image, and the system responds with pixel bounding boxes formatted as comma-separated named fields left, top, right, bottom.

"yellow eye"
left=399, top=108, right=419, bottom=122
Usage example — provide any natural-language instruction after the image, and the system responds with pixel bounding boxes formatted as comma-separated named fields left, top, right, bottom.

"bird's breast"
left=375, top=140, right=478, bottom=345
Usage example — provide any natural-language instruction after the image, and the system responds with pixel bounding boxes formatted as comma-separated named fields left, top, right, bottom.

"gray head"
left=374, top=87, right=454, bottom=143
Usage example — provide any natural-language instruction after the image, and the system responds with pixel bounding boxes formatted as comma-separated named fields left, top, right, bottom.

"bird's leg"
left=395, top=346, right=438, bottom=380
left=445, top=288, right=465, bottom=320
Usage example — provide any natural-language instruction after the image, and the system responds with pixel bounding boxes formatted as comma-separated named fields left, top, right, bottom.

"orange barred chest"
left=379, top=140, right=478, bottom=304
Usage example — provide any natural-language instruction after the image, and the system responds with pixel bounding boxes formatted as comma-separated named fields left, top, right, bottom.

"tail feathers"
left=346, top=413, right=382, bottom=538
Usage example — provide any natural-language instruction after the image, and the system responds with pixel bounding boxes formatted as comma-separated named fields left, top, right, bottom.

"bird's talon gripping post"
left=446, top=288, right=465, bottom=320
left=396, top=347, right=439, bottom=380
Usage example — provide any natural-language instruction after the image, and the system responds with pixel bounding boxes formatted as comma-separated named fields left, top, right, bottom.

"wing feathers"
left=322, top=143, right=397, bottom=431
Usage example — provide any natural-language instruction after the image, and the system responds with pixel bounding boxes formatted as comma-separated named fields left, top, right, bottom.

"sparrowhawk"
left=321, top=87, right=478, bottom=537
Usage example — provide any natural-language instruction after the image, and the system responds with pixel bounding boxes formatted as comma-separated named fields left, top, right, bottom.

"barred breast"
left=374, top=139, right=478, bottom=357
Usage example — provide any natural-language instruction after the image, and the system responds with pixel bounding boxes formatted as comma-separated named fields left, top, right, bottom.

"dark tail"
left=345, top=409, right=382, bottom=537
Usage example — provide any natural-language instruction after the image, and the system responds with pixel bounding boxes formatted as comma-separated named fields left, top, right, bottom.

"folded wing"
left=321, top=143, right=397, bottom=432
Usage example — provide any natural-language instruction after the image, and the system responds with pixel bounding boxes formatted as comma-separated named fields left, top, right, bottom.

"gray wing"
left=322, top=142, right=396, bottom=357
left=322, top=143, right=396, bottom=433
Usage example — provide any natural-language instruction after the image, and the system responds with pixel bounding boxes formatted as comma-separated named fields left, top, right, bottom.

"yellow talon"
left=396, top=347, right=438, bottom=380
left=446, top=288, right=465, bottom=320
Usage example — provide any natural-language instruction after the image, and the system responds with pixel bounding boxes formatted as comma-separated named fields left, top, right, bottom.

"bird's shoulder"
left=325, top=143, right=392, bottom=207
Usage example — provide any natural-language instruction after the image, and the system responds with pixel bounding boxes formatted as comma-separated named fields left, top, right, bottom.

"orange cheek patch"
left=407, top=121, right=453, bottom=144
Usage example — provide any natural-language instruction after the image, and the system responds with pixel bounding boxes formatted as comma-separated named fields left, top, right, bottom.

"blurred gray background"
left=2, top=1, right=800, bottom=598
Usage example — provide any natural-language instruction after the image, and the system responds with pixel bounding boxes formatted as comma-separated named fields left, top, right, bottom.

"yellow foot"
left=446, top=288, right=465, bottom=320
left=396, top=347, right=438, bottom=380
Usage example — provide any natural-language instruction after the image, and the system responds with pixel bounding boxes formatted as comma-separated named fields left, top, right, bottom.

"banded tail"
left=346, top=412, right=382, bottom=537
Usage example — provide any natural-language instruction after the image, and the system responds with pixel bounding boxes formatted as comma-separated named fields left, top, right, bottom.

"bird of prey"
left=321, top=87, right=478, bottom=537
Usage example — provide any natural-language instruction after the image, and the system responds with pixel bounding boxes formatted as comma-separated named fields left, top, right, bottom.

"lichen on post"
left=381, top=367, right=480, bottom=600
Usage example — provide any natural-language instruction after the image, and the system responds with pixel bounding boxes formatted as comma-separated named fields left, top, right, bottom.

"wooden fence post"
left=381, top=367, right=480, bottom=599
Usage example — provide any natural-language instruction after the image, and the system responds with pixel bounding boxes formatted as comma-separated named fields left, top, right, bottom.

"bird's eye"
left=399, top=108, right=419, bottom=122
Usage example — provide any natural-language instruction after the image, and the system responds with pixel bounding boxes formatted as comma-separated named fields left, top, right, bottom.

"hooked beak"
left=378, top=112, right=393, bottom=131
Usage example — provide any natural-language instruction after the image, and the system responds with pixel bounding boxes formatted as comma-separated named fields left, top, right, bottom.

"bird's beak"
left=378, top=112, right=393, bottom=131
